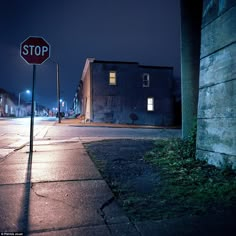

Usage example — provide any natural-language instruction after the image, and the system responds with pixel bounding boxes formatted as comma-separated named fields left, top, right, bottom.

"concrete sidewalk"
left=58, top=118, right=181, bottom=130
left=0, top=138, right=139, bottom=235
left=0, top=138, right=235, bottom=236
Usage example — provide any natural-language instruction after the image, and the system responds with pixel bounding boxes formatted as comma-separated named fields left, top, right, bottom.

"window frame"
left=142, top=73, right=150, bottom=87
left=147, top=97, right=154, bottom=111
left=109, top=71, right=117, bottom=85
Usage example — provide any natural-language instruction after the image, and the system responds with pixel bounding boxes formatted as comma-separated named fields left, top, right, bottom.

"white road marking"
left=7, top=139, right=29, bottom=148
left=0, top=149, right=14, bottom=159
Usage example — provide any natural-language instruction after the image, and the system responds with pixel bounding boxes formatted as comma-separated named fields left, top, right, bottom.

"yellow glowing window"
left=109, top=71, right=116, bottom=85
left=147, top=97, right=154, bottom=111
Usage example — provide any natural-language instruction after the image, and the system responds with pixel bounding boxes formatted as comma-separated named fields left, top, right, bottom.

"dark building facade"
left=0, top=88, right=17, bottom=117
left=75, top=58, right=175, bottom=126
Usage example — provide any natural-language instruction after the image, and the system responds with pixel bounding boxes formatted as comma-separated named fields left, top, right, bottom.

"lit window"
left=10, top=106, right=14, bottom=114
left=147, top=97, right=154, bottom=111
left=5, top=104, right=8, bottom=114
left=109, top=71, right=116, bottom=85
left=143, top=73, right=150, bottom=87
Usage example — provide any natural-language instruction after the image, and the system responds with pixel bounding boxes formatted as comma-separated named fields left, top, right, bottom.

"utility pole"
left=56, top=63, right=61, bottom=123
left=18, top=93, right=21, bottom=117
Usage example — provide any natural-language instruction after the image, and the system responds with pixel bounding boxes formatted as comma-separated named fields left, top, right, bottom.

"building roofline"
left=93, top=59, right=139, bottom=65
left=139, top=65, right=173, bottom=70
left=92, top=59, right=173, bottom=69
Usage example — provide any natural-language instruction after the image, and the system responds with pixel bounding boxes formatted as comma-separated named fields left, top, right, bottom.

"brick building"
left=74, top=58, right=176, bottom=126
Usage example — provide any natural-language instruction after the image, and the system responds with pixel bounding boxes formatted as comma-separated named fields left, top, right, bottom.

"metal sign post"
left=29, top=65, right=36, bottom=153
left=20, top=36, right=50, bottom=153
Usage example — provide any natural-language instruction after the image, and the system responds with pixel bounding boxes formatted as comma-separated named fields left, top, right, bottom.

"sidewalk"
left=57, top=118, right=181, bottom=130
left=0, top=137, right=235, bottom=235
left=0, top=138, right=139, bottom=235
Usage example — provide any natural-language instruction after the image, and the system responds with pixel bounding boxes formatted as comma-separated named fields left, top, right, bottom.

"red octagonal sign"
left=20, top=36, right=50, bottom=65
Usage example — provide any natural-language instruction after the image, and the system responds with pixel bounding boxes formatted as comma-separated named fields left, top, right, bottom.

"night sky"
left=0, top=0, right=180, bottom=109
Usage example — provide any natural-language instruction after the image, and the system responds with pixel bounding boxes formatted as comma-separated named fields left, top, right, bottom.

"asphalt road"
left=0, top=117, right=181, bottom=152
left=0, top=117, right=55, bottom=138
left=0, top=117, right=181, bottom=165
left=0, top=117, right=55, bottom=156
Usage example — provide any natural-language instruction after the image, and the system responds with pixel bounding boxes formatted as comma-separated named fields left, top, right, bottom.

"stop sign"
left=20, top=36, right=50, bottom=64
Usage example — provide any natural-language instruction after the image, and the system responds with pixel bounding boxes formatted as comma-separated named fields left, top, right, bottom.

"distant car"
left=56, top=112, right=65, bottom=118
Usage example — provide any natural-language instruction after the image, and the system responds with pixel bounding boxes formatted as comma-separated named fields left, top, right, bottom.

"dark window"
left=143, top=73, right=150, bottom=87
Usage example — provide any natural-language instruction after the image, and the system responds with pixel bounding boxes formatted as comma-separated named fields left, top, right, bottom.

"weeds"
left=145, top=125, right=236, bottom=219
left=86, top=128, right=236, bottom=221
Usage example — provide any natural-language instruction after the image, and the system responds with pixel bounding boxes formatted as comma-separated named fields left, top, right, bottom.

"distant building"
left=74, top=58, right=177, bottom=126
left=0, top=88, right=18, bottom=117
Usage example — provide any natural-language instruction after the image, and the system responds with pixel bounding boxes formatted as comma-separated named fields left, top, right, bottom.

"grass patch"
left=144, top=126, right=236, bottom=219
left=86, top=133, right=236, bottom=221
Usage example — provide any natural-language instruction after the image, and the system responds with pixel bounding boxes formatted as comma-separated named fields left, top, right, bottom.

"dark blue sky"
left=0, top=0, right=180, bottom=109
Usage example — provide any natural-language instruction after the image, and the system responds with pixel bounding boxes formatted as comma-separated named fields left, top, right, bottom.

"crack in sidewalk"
left=97, top=196, right=115, bottom=235
left=97, top=196, right=142, bottom=235
left=30, top=183, right=80, bottom=211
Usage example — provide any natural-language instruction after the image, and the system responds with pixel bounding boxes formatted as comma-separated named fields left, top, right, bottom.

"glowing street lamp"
left=50, top=60, right=61, bottom=123
left=18, top=89, right=30, bottom=117
left=60, top=99, right=67, bottom=113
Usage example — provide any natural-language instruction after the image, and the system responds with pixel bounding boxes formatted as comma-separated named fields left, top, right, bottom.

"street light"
left=56, top=63, right=61, bottom=123
left=50, top=60, right=61, bottom=123
left=60, top=99, right=67, bottom=113
left=18, top=90, right=30, bottom=117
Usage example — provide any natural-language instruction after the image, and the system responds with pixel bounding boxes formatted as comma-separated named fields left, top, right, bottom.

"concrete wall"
left=80, top=59, right=93, bottom=121
left=196, top=0, right=236, bottom=169
left=180, top=0, right=203, bottom=138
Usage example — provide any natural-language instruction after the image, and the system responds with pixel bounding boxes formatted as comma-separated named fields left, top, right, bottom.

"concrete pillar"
left=180, top=0, right=202, bottom=138
left=196, top=1, right=236, bottom=169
